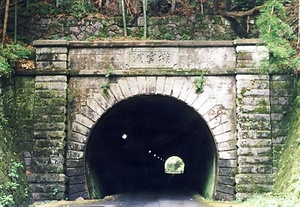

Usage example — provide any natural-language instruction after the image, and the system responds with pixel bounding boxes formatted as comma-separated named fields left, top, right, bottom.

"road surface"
left=70, top=191, right=207, bottom=207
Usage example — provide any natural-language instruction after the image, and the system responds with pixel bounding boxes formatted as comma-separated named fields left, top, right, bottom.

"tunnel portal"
left=85, top=94, right=217, bottom=199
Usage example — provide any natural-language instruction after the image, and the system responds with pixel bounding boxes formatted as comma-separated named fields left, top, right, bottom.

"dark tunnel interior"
left=85, top=94, right=217, bottom=199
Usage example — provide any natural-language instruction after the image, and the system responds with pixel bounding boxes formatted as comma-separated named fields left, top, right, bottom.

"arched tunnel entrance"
left=85, top=94, right=217, bottom=199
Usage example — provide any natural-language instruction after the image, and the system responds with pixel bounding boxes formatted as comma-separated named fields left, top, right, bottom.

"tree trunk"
left=14, top=0, right=17, bottom=42
left=171, top=0, right=176, bottom=14
left=2, top=0, right=10, bottom=43
left=143, top=0, right=147, bottom=38
left=298, top=0, right=300, bottom=48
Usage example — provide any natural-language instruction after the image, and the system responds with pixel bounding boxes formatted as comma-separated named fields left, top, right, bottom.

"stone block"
left=218, top=140, right=236, bottom=151
left=68, top=175, right=86, bottom=184
left=86, top=98, right=105, bottom=116
left=34, top=123, right=65, bottom=130
left=218, top=176, right=235, bottom=185
left=69, top=132, right=88, bottom=143
left=67, top=150, right=84, bottom=159
left=219, top=159, right=237, bottom=168
left=35, top=114, right=66, bottom=123
left=237, top=147, right=272, bottom=156
left=66, top=167, right=85, bottom=176
left=32, top=148, right=64, bottom=157
left=35, top=82, right=67, bottom=90
left=236, top=74, right=269, bottom=81
left=219, top=150, right=237, bottom=159
left=29, top=183, right=66, bottom=193
left=216, top=184, right=235, bottom=195
left=36, top=61, right=67, bottom=69
left=75, top=114, right=94, bottom=129
left=31, top=163, right=64, bottom=173
left=219, top=167, right=238, bottom=177
left=238, top=164, right=273, bottom=174
left=214, top=131, right=235, bottom=143
left=80, top=107, right=101, bottom=122
left=72, top=122, right=90, bottom=136
left=27, top=173, right=67, bottom=183
left=212, top=121, right=233, bottom=136
left=31, top=192, right=65, bottom=201
left=34, top=130, right=66, bottom=139
left=69, top=183, right=87, bottom=194
left=32, top=156, right=64, bottom=166
left=66, top=159, right=85, bottom=168
left=36, top=53, right=67, bottom=61
left=235, top=183, right=273, bottom=193
left=235, top=174, right=274, bottom=184
left=35, top=75, right=67, bottom=82
left=67, top=141, right=85, bottom=151
left=36, top=47, right=68, bottom=54
left=237, top=139, right=271, bottom=148
left=238, top=156, right=272, bottom=165
left=215, top=191, right=235, bottom=201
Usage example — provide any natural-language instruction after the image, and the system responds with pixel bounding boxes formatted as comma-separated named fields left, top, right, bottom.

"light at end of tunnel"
left=154, top=154, right=156, bottom=157
left=149, top=150, right=151, bottom=153
left=122, top=134, right=128, bottom=139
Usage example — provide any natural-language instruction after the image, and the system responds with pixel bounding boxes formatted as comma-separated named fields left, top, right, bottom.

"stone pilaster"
left=270, top=75, right=294, bottom=174
left=29, top=75, right=68, bottom=201
left=236, top=74, right=273, bottom=199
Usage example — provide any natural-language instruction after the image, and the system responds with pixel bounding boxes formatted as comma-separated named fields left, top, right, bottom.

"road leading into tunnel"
left=69, top=191, right=208, bottom=207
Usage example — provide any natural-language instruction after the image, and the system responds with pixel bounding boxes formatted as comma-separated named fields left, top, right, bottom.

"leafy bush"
left=256, top=0, right=299, bottom=73
left=0, top=43, right=32, bottom=77
left=22, top=0, right=96, bottom=18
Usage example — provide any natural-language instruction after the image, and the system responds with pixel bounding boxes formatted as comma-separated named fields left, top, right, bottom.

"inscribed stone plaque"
left=126, top=48, right=178, bottom=69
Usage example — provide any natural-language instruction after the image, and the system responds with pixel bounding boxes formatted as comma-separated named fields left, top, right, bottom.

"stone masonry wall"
left=18, top=15, right=259, bottom=43
left=270, top=75, right=295, bottom=174
left=13, top=39, right=295, bottom=201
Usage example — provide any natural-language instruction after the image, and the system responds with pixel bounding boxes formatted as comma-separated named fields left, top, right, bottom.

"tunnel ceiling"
left=85, top=94, right=217, bottom=198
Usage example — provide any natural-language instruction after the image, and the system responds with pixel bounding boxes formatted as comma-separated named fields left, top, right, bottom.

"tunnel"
left=85, top=94, right=217, bottom=199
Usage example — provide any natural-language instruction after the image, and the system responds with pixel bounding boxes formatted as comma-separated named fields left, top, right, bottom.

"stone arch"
left=67, top=76, right=236, bottom=200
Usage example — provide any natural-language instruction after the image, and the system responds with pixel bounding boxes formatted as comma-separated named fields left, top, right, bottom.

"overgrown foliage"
left=0, top=82, right=30, bottom=207
left=256, top=0, right=300, bottom=74
left=0, top=43, right=32, bottom=77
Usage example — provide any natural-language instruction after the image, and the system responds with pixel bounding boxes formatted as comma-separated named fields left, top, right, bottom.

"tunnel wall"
left=13, top=40, right=294, bottom=202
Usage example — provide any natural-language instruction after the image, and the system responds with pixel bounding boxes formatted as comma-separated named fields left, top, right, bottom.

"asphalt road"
left=70, top=191, right=207, bottom=207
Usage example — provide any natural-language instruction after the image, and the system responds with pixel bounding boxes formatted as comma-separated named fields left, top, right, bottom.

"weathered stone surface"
left=236, top=174, right=274, bottom=184
left=20, top=41, right=292, bottom=202
left=215, top=191, right=235, bottom=201
left=27, top=173, right=67, bottom=183
left=218, top=176, right=235, bottom=185
left=216, top=184, right=235, bottom=195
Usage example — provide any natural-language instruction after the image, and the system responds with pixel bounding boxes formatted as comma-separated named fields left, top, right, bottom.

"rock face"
left=3, top=39, right=293, bottom=202
left=17, top=15, right=259, bottom=43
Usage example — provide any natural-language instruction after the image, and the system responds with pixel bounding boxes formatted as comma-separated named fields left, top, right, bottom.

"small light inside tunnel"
left=148, top=150, right=151, bottom=153
left=122, top=134, right=128, bottom=139
left=154, top=154, right=156, bottom=157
